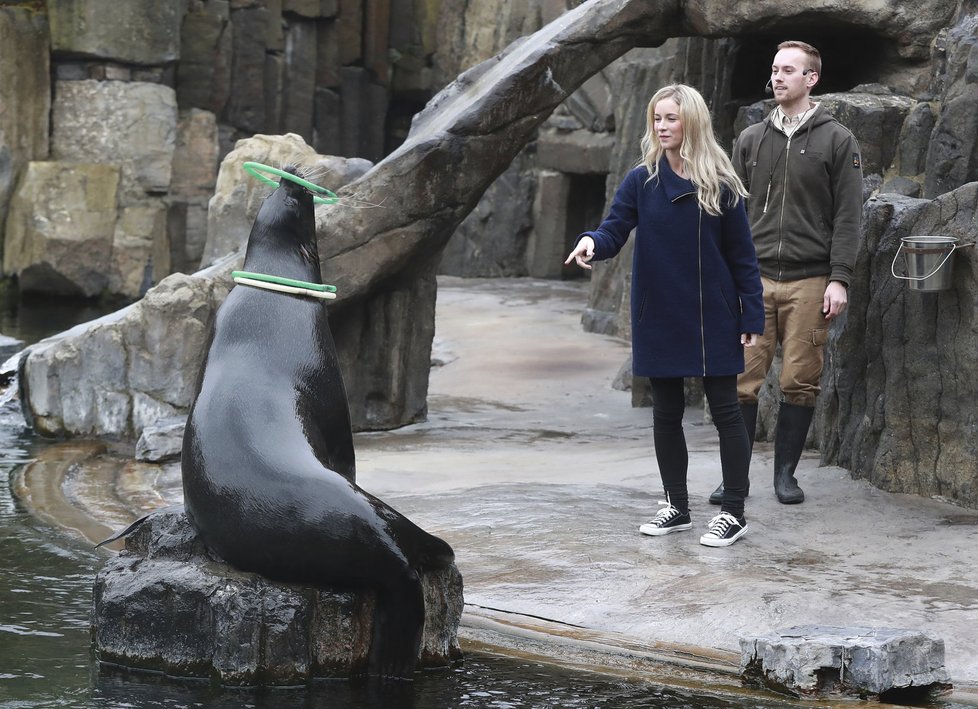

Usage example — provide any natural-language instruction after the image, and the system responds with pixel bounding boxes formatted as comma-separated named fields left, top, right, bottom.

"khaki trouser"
left=737, top=275, right=829, bottom=408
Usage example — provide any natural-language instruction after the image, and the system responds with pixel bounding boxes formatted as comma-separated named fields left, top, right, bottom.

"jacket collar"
left=658, top=157, right=696, bottom=202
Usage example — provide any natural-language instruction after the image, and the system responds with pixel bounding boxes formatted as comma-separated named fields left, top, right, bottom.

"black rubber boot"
left=773, top=402, right=814, bottom=504
left=710, top=402, right=758, bottom=505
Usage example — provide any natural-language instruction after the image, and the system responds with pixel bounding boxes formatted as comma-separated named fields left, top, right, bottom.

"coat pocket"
left=636, top=291, right=648, bottom=322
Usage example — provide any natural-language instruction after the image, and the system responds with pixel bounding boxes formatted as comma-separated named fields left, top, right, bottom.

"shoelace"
left=705, top=512, right=739, bottom=536
left=651, top=501, right=680, bottom=525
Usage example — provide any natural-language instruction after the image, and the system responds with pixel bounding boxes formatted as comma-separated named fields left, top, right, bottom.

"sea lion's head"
left=245, top=164, right=320, bottom=268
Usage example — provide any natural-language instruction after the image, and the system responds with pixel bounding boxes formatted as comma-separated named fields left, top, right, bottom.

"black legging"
left=650, top=375, right=750, bottom=519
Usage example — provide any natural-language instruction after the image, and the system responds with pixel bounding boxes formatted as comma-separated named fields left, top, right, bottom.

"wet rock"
left=740, top=625, right=951, bottom=700
left=134, top=416, right=187, bottom=463
left=21, top=265, right=226, bottom=439
left=92, top=507, right=463, bottom=685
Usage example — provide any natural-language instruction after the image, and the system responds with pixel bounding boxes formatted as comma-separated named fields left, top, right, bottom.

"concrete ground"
left=355, top=276, right=978, bottom=701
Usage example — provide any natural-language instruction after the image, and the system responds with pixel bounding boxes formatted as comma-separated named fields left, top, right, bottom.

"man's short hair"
left=777, top=40, right=822, bottom=75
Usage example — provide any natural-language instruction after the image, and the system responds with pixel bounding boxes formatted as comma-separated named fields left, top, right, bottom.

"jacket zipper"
left=697, top=206, right=706, bottom=376
left=673, top=190, right=706, bottom=374
left=776, top=134, right=791, bottom=280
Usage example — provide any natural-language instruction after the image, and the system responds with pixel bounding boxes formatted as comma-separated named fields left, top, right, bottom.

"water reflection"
left=89, top=656, right=766, bottom=709
left=0, top=287, right=126, bottom=347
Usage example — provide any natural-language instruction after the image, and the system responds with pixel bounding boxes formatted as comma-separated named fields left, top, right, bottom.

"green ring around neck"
left=232, top=270, right=337, bottom=293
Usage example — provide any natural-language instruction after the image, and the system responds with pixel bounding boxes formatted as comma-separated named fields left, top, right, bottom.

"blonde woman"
left=565, top=84, right=764, bottom=547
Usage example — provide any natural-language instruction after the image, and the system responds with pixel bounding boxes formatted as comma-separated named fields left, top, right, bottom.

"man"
left=710, top=40, right=862, bottom=505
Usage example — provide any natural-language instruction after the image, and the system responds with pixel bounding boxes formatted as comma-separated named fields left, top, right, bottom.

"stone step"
left=740, top=625, right=952, bottom=700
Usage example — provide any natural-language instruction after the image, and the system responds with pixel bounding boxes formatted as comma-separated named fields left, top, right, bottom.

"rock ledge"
left=92, top=507, right=463, bottom=685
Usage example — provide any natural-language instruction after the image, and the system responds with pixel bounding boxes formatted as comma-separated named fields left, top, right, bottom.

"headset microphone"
left=764, top=79, right=773, bottom=95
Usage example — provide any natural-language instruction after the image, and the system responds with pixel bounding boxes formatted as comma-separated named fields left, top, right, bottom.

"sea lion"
left=181, top=165, right=455, bottom=679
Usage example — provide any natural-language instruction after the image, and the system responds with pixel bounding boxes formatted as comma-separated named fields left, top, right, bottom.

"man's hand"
left=823, top=280, right=848, bottom=320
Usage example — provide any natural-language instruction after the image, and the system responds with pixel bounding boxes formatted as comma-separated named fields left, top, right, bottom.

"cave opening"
left=715, top=24, right=894, bottom=148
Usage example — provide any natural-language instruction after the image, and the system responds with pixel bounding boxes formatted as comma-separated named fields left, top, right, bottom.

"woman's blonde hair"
left=639, top=84, right=747, bottom=216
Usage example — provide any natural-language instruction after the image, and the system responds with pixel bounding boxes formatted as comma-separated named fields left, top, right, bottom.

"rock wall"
left=6, top=0, right=978, bottom=506
left=0, top=0, right=465, bottom=297
left=818, top=186, right=978, bottom=508
left=0, top=6, right=49, bottom=266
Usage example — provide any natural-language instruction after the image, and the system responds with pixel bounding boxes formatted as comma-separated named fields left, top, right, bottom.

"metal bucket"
left=890, top=236, right=963, bottom=292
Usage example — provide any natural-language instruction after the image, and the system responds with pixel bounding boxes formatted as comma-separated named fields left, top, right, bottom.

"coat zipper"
left=776, top=134, right=791, bottom=280
left=673, top=190, right=706, bottom=374
left=697, top=206, right=706, bottom=376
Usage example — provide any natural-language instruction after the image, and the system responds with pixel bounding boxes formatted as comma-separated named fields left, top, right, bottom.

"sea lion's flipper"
left=368, top=574, right=425, bottom=680
left=94, top=504, right=183, bottom=548
left=95, top=515, right=150, bottom=548
left=418, top=532, right=455, bottom=570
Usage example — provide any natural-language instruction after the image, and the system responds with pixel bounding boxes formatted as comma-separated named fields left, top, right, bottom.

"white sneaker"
left=699, top=512, right=748, bottom=547
left=639, top=501, right=692, bottom=536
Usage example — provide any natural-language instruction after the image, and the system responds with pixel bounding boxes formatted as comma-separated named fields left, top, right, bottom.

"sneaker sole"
left=699, top=523, right=748, bottom=547
left=639, top=522, right=692, bottom=536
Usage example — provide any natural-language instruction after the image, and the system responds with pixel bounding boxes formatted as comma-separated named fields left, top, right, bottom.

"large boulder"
left=93, top=507, right=463, bottom=684
left=817, top=184, right=978, bottom=508
left=3, top=162, right=119, bottom=297
left=3, top=159, right=174, bottom=300
left=20, top=265, right=227, bottom=439
left=51, top=80, right=177, bottom=198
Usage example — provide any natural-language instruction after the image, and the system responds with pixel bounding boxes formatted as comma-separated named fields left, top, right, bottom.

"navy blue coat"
left=583, top=160, right=764, bottom=378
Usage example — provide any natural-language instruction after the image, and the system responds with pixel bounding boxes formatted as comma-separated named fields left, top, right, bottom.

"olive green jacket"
left=732, top=103, right=862, bottom=286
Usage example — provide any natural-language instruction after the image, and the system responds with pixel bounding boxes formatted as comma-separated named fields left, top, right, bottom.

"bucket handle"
left=890, top=241, right=974, bottom=282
